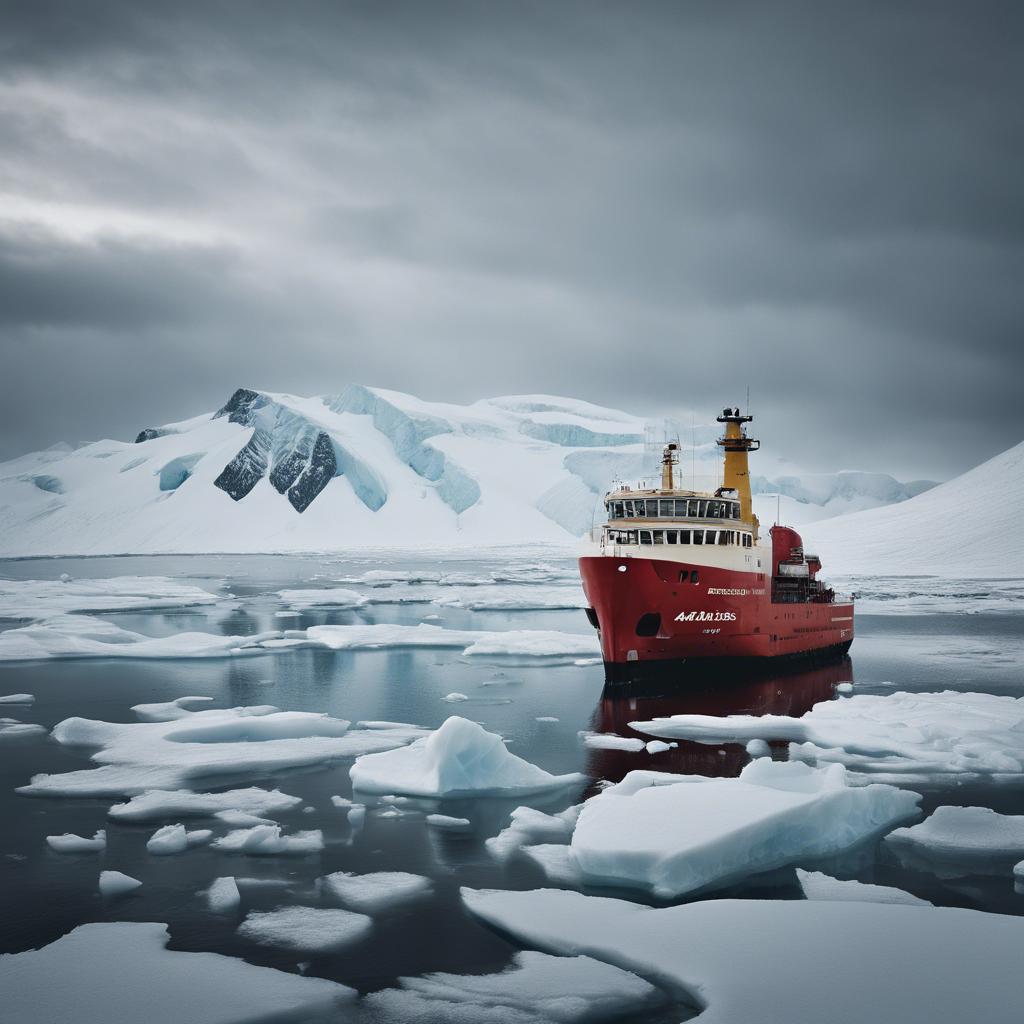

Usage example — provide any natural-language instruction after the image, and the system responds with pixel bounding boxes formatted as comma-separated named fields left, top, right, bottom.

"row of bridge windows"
left=607, top=498, right=741, bottom=521
left=606, top=528, right=754, bottom=547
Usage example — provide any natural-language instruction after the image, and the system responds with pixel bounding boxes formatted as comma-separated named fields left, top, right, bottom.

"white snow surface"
left=565, top=759, right=919, bottom=898
left=46, top=830, right=106, bottom=853
left=319, top=870, right=433, bottom=912
left=461, top=887, right=1024, bottom=1024
left=804, top=440, right=1024, bottom=576
left=18, top=704, right=428, bottom=798
left=796, top=869, right=931, bottom=906
left=631, top=690, right=1024, bottom=784
left=350, top=716, right=585, bottom=798
left=237, top=906, right=372, bottom=952
left=363, top=950, right=660, bottom=1024
left=0, top=922, right=353, bottom=1024
left=109, top=786, right=301, bottom=822
left=0, top=575, right=223, bottom=620
left=0, top=384, right=935, bottom=556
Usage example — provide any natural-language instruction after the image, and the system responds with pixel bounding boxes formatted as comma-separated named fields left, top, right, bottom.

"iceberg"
left=462, top=887, right=1024, bottom=1024
left=565, top=759, right=919, bottom=898
left=319, top=870, right=432, bottom=912
left=237, top=906, right=372, bottom=952
left=0, top=921, right=353, bottom=1023
left=631, top=690, right=1024, bottom=784
left=350, top=717, right=585, bottom=798
left=19, top=705, right=428, bottom=798
left=363, top=950, right=660, bottom=1023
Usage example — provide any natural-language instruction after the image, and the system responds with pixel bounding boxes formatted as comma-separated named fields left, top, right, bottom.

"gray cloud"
left=0, top=0, right=1021, bottom=480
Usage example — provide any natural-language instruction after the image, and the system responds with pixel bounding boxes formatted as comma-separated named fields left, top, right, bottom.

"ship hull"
left=579, top=554, right=854, bottom=683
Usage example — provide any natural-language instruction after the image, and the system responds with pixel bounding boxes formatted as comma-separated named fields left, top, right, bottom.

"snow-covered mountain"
left=0, top=385, right=934, bottom=556
left=803, top=441, right=1024, bottom=578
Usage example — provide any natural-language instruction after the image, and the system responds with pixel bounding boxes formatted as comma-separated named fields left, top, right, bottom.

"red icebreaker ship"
left=579, top=408, right=854, bottom=683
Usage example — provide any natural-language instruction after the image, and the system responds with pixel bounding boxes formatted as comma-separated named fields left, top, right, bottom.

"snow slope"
left=0, top=384, right=933, bottom=555
left=804, top=441, right=1024, bottom=576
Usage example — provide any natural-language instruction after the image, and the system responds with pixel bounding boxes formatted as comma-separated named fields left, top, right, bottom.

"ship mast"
left=716, top=407, right=760, bottom=540
left=660, top=442, right=679, bottom=491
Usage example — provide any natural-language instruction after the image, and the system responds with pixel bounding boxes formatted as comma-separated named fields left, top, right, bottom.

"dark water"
left=1, top=555, right=1022, bottom=1018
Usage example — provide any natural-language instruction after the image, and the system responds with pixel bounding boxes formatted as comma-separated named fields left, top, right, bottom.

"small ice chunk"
left=330, top=794, right=353, bottom=808
left=0, top=693, right=34, bottom=705
left=426, top=814, right=471, bottom=831
left=46, top=829, right=106, bottom=853
left=486, top=805, right=580, bottom=862
left=886, top=805, right=1024, bottom=875
left=746, top=738, right=771, bottom=758
left=146, top=823, right=210, bottom=855
left=277, top=587, right=367, bottom=610
left=442, top=692, right=469, bottom=703
left=836, top=682, right=854, bottom=694
left=0, top=719, right=47, bottom=738
left=205, top=876, right=241, bottom=913
left=580, top=731, right=645, bottom=752
left=212, top=825, right=324, bottom=856
left=238, top=906, right=372, bottom=952
left=99, top=870, right=142, bottom=897
left=213, top=809, right=277, bottom=828
left=645, top=740, right=674, bottom=754
left=351, top=717, right=584, bottom=798
left=110, top=787, right=301, bottom=822
left=796, top=869, right=931, bottom=906
left=536, top=716, right=559, bottom=723
left=347, top=805, right=366, bottom=828
left=320, top=870, right=433, bottom=913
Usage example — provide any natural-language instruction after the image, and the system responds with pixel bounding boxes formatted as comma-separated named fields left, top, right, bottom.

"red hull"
left=579, top=555, right=854, bottom=671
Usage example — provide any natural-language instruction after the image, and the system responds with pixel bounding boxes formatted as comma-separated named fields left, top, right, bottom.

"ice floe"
left=461, top=888, right=1024, bottom=1024
left=99, top=870, right=142, bottom=897
left=109, top=786, right=301, bottom=822
left=238, top=906, right=372, bottom=952
left=363, top=950, right=661, bottom=1023
left=0, top=575, right=223, bottom=621
left=0, top=718, right=46, bottom=738
left=486, top=805, right=580, bottom=862
left=319, top=870, right=432, bottom=912
left=796, top=869, right=931, bottom=905
left=427, top=813, right=472, bottom=831
left=19, top=704, right=428, bottom=798
left=885, top=805, right=1024, bottom=876
left=278, top=587, right=367, bottom=610
left=0, top=692, right=34, bottom=704
left=46, top=830, right=106, bottom=853
left=563, top=759, right=919, bottom=898
left=429, top=584, right=586, bottom=610
left=0, top=921, right=353, bottom=1023
left=632, top=690, right=1024, bottom=784
left=211, top=825, right=324, bottom=856
left=579, top=731, right=645, bottom=752
left=205, top=876, right=241, bottom=912
left=146, top=823, right=212, bottom=854
left=351, top=716, right=585, bottom=798
left=306, top=622, right=600, bottom=658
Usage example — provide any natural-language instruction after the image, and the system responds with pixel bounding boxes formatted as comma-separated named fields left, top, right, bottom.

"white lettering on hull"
left=675, top=610, right=738, bottom=622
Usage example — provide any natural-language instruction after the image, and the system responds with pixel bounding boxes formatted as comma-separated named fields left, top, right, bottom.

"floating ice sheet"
left=632, top=690, right=1024, bottom=784
left=109, top=786, right=302, bottom=822
left=99, top=870, right=142, bottom=897
left=19, top=704, right=428, bottom=798
left=238, top=906, right=372, bottom=952
left=796, top=869, right=931, bottom=906
left=563, top=759, right=919, bottom=898
left=147, top=823, right=212, bottom=854
left=319, top=870, right=432, bottom=912
left=278, top=587, right=367, bottom=610
left=0, top=575, right=224, bottom=621
left=0, top=692, right=34, bottom=704
left=351, top=717, right=585, bottom=798
left=462, top=888, right=1024, bottom=1024
left=0, top=921, right=354, bottom=1023
left=46, top=830, right=106, bottom=853
left=211, top=825, right=324, bottom=855
left=0, top=718, right=46, bottom=738
left=885, top=805, right=1024, bottom=876
left=579, top=731, right=645, bottom=752
left=364, top=949, right=660, bottom=1024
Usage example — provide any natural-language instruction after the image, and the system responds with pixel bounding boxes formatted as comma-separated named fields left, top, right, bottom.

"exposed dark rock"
left=287, top=432, right=337, bottom=512
left=214, top=388, right=268, bottom=426
left=135, top=428, right=167, bottom=443
left=214, top=428, right=271, bottom=501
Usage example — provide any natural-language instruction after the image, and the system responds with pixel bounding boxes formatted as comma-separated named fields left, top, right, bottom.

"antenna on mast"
left=746, top=385, right=750, bottom=416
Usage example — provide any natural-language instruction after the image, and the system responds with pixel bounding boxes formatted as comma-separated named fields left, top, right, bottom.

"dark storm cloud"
left=0, top=0, right=1021, bottom=479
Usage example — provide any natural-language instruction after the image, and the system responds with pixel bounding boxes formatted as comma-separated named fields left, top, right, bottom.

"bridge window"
left=693, top=530, right=704, bottom=545
left=687, top=499, right=699, bottom=517
left=639, top=530, right=653, bottom=545
left=731, top=503, right=740, bottom=519
left=613, top=501, right=624, bottom=518
left=653, top=530, right=664, bottom=544
left=679, top=529, right=690, bottom=543
left=718, top=530, right=729, bottom=546
left=666, top=530, right=677, bottom=543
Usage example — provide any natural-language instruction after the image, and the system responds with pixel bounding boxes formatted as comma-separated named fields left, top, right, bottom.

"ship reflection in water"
left=585, top=656, right=853, bottom=787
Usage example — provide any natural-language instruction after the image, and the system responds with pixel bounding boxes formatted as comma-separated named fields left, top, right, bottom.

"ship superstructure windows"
left=603, top=527, right=750, bottom=547
left=605, top=498, right=741, bottom=521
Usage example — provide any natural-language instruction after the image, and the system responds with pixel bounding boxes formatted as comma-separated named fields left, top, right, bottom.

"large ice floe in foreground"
left=351, top=716, right=585, bottom=798
left=490, top=759, right=919, bottom=898
left=0, top=921, right=353, bottom=1024
left=363, top=949, right=662, bottom=1023
left=0, top=575, right=224, bottom=621
left=238, top=906, right=372, bottom=952
left=18, top=700, right=428, bottom=797
left=631, top=690, right=1024, bottom=785
left=461, top=888, right=1024, bottom=1024
left=885, top=805, right=1024, bottom=877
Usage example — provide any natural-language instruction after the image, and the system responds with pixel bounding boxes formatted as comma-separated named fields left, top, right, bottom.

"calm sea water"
left=1, top=554, right=1022, bottom=1017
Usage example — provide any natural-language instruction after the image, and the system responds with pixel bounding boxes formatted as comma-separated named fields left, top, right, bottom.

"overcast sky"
left=1, top=1, right=1021, bottom=480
